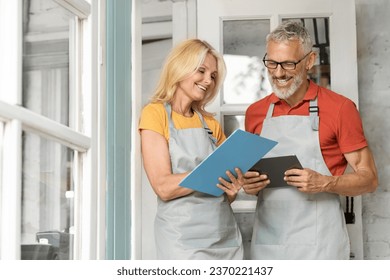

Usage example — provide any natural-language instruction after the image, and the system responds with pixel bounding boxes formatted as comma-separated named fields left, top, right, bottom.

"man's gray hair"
left=266, top=21, right=313, bottom=53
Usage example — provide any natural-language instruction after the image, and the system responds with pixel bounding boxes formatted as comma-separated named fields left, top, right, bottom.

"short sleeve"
left=138, top=103, right=169, bottom=140
left=337, top=99, right=368, bottom=153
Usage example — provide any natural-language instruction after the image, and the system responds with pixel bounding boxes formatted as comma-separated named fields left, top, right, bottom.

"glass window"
left=21, top=131, right=77, bottom=260
left=0, top=0, right=93, bottom=260
left=221, top=19, right=273, bottom=215
left=222, top=19, right=272, bottom=105
left=283, top=17, right=331, bottom=89
left=22, top=0, right=77, bottom=127
left=223, top=115, right=245, bottom=138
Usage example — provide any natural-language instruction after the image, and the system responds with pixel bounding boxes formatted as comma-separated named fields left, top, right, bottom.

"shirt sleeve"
left=245, top=99, right=268, bottom=135
left=138, top=103, right=168, bottom=139
left=337, top=99, right=368, bottom=153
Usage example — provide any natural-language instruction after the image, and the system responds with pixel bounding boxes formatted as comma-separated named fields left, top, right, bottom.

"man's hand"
left=284, top=168, right=333, bottom=193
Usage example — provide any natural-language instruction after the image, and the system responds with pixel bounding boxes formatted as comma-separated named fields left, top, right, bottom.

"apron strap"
left=195, top=111, right=218, bottom=147
left=265, top=102, right=275, bottom=119
left=309, top=97, right=319, bottom=131
left=164, top=103, right=218, bottom=147
left=164, top=103, right=175, bottom=129
left=265, top=97, right=319, bottom=131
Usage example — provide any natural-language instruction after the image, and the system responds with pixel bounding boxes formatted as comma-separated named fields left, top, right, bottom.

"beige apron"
left=250, top=95, right=350, bottom=259
left=154, top=103, right=244, bottom=260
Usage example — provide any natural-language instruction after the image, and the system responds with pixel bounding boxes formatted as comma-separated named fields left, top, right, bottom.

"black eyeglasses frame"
left=262, top=51, right=312, bottom=70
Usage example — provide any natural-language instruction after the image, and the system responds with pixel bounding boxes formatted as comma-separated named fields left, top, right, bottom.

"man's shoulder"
left=317, top=86, right=355, bottom=107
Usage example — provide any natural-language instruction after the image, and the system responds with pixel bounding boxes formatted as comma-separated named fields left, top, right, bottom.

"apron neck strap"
left=309, top=96, right=319, bottom=131
left=194, top=111, right=218, bottom=147
left=164, top=103, right=218, bottom=147
left=164, top=103, right=209, bottom=129
left=265, top=102, right=275, bottom=119
left=264, top=95, right=319, bottom=131
left=164, top=103, right=175, bottom=129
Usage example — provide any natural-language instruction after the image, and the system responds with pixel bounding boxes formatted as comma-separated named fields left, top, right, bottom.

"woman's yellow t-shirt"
left=138, top=103, right=226, bottom=146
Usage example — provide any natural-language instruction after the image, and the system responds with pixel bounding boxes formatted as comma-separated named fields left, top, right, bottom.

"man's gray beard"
left=270, top=74, right=303, bottom=100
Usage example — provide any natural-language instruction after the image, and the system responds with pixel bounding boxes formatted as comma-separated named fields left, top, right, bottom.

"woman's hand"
left=217, top=168, right=245, bottom=203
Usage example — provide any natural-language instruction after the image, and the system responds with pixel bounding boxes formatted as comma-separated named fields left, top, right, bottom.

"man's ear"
left=306, top=51, right=317, bottom=70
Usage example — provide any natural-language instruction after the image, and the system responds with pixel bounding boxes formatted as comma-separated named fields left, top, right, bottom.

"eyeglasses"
left=262, top=51, right=312, bottom=70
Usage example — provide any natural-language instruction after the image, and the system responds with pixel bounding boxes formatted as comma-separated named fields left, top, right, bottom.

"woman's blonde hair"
left=150, top=38, right=226, bottom=116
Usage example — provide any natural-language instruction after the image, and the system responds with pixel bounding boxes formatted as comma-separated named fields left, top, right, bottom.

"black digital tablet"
left=248, top=155, right=303, bottom=188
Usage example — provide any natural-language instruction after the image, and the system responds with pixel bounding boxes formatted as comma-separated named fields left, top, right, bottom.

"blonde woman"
left=139, top=39, right=244, bottom=260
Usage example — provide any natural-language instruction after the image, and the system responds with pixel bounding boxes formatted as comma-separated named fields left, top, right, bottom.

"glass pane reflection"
left=222, top=19, right=272, bottom=104
left=223, top=115, right=245, bottom=138
left=283, top=17, right=331, bottom=89
left=21, top=131, right=76, bottom=260
left=22, top=0, right=75, bottom=126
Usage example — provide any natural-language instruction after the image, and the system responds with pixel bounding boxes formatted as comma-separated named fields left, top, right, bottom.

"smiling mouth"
left=196, top=83, right=207, bottom=91
left=274, top=77, right=291, bottom=86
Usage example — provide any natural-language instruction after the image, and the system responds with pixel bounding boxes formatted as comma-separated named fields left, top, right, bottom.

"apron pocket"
left=254, top=199, right=317, bottom=245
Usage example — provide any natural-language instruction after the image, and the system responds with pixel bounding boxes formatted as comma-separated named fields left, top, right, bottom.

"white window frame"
left=0, top=0, right=105, bottom=260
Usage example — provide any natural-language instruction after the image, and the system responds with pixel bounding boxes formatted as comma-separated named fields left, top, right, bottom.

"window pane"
left=283, top=17, right=331, bottom=89
left=223, top=115, right=245, bottom=137
left=21, top=131, right=77, bottom=260
left=22, top=0, right=75, bottom=126
left=222, top=19, right=272, bottom=104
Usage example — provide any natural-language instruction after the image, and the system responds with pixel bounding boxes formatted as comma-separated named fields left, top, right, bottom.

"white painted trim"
left=0, top=120, right=22, bottom=259
left=69, top=18, right=78, bottom=133
left=171, top=0, right=197, bottom=44
left=0, top=0, right=22, bottom=104
left=219, top=104, right=249, bottom=115
left=142, top=0, right=172, bottom=20
left=0, top=101, right=90, bottom=152
left=24, top=31, right=70, bottom=43
left=54, top=0, right=91, bottom=19
left=95, top=0, right=107, bottom=261
left=72, top=150, right=82, bottom=259
left=0, top=123, right=3, bottom=249
left=76, top=0, right=105, bottom=259
left=142, top=21, right=172, bottom=41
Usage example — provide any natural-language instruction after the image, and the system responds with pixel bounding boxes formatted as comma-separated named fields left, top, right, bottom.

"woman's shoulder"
left=139, top=103, right=170, bottom=139
left=201, top=113, right=218, bottom=121
left=201, top=113, right=221, bottom=126
left=142, top=102, right=166, bottom=114
left=139, top=102, right=168, bottom=133
left=141, top=102, right=169, bottom=122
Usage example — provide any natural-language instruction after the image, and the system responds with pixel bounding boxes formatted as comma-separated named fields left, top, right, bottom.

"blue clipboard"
left=179, top=129, right=278, bottom=196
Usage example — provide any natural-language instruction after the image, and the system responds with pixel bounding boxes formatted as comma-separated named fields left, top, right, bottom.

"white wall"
left=355, top=0, right=390, bottom=260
